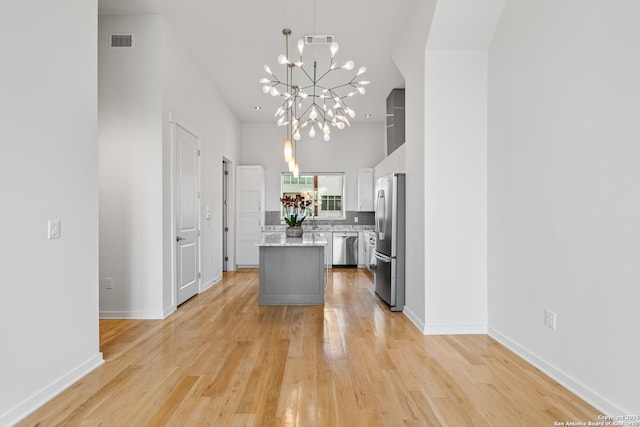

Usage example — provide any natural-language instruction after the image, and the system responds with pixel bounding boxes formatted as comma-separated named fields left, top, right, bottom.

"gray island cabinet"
left=258, top=233, right=327, bottom=305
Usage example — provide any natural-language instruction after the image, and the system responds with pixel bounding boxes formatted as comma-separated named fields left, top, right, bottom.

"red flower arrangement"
left=280, top=195, right=312, bottom=227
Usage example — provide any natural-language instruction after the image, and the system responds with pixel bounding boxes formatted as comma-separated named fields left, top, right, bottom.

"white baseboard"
left=488, top=327, right=628, bottom=416
left=403, top=305, right=425, bottom=332
left=163, top=305, right=176, bottom=319
left=1, top=353, right=104, bottom=427
left=424, top=323, right=488, bottom=335
left=403, top=305, right=489, bottom=335
left=99, top=310, right=165, bottom=319
left=201, top=274, right=222, bottom=293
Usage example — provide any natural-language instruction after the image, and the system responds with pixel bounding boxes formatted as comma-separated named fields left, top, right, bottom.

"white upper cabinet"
left=357, top=168, right=374, bottom=212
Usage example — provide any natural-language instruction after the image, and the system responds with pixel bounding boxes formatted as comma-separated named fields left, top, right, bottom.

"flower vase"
left=286, top=226, right=303, bottom=237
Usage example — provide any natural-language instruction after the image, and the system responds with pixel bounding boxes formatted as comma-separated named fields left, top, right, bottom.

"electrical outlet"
left=354, top=217, right=359, bottom=223
left=48, top=220, right=61, bottom=239
left=545, top=309, right=557, bottom=330
left=105, top=277, right=114, bottom=289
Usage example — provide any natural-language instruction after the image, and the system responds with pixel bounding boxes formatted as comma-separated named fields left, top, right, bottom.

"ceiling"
left=98, top=0, right=416, bottom=124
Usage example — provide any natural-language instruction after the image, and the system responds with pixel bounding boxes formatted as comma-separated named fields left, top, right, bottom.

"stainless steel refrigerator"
left=374, top=173, right=406, bottom=311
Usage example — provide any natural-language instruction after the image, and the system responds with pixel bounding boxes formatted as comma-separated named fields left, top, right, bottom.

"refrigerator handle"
left=374, top=252, right=392, bottom=262
left=376, top=189, right=386, bottom=240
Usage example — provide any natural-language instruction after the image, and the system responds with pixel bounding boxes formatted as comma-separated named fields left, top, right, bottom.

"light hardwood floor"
left=20, top=269, right=600, bottom=426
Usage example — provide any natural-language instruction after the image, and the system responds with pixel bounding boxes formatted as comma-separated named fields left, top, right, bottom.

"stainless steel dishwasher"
left=332, top=232, right=358, bottom=267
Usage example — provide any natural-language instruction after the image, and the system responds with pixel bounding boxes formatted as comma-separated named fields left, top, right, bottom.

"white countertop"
left=258, top=233, right=328, bottom=247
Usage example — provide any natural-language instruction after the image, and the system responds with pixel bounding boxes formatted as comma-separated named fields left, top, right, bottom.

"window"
left=281, top=172, right=345, bottom=219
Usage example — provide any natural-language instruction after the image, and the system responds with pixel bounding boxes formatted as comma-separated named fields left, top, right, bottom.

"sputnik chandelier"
left=259, top=23, right=369, bottom=175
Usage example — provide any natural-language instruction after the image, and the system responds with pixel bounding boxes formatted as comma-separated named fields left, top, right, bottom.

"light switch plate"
left=48, top=220, right=61, bottom=239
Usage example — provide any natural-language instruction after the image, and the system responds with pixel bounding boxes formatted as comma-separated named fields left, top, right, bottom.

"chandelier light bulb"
left=330, top=41, right=339, bottom=57
left=264, top=64, right=272, bottom=74
left=259, top=78, right=270, bottom=84
left=278, top=54, right=288, bottom=65
left=293, top=162, right=299, bottom=178
left=288, top=158, right=295, bottom=172
left=297, top=39, right=305, bottom=55
left=284, top=139, right=292, bottom=162
left=359, top=80, right=370, bottom=85
left=262, top=85, right=271, bottom=94
left=357, top=66, right=367, bottom=75
left=309, top=127, right=316, bottom=138
left=358, top=87, right=366, bottom=95
left=343, top=60, right=355, bottom=70
left=309, top=108, right=318, bottom=120
left=270, top=87, right=280, bottom=96
left=294, top=130, right=301, bottom=141
left=323, top=133, right=330, bottom=142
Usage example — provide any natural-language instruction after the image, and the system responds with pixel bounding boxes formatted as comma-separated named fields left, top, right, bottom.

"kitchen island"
left=258, top=233, right=327, bottom=305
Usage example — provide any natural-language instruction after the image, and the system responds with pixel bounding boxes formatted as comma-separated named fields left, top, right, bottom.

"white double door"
left=175, top=123, right=200, bottom=305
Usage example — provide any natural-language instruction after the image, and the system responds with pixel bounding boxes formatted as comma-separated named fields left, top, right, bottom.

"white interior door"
left=223, top=159, right=230, bottom=271
left=175, top=124, right=200, bottom=305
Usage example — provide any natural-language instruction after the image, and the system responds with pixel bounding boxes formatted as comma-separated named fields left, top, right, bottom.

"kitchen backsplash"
left=265, top=210, right=375, bottom=226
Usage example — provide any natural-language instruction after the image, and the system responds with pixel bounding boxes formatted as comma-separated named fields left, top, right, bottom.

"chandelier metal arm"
left=315, top=67, right=341, bottom=84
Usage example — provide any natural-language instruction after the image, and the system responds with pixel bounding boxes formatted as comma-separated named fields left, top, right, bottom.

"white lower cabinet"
left=357, top=231, right=366, bottom=268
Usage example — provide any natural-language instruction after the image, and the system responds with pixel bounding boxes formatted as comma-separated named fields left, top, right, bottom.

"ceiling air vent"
left=110, top=33, right=135, bottom=48
left=304, top=35, right=334, bottom=45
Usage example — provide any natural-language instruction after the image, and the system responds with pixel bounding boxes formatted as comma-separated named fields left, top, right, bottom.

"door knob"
left=176, top=236, right=186, bottom=242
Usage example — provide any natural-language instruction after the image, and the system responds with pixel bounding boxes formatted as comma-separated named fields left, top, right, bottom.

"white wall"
left=488, top=0, right=640, bottom=414
left=394, top=0, right=503, bottom=334
left=241, top=122, right=385, bottom=212
left=0, top=1, right=103, bottom=425
left=99, top=15, right=165, bottom=318
left=99, top=15, right=242, bottom=318
left=161, top=20, right=242, bottom=292
left=424, top=50, right=488, bottom=333
left=392, top=0, right=437, bottom=330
